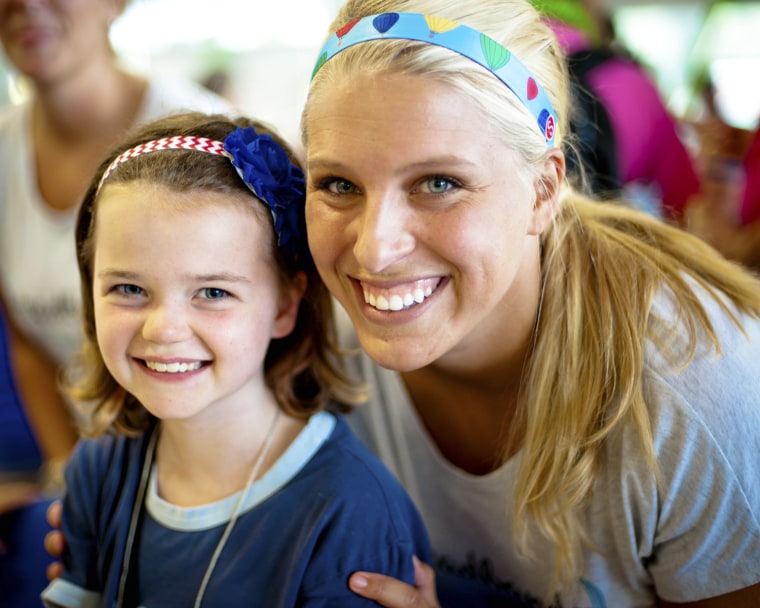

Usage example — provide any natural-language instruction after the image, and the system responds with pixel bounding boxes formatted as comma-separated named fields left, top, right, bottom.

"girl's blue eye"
left=117, top=284, right=143, bottom=296
left=201, top=288, right=229, bottom=300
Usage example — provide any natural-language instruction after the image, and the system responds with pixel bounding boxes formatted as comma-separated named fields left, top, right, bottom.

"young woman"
left=301, top=1, right=760, bottom=606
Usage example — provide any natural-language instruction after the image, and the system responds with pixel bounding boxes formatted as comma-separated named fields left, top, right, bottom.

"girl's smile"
left=141, top=359, right=204, bottom=374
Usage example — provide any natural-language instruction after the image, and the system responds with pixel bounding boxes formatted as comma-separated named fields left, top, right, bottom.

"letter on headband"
left=311, top=12, right=557, bottom=147
left=96, top=130, right=309, bottom=266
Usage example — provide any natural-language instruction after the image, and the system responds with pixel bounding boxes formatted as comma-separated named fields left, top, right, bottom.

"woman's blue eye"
left=202, top=288, right=228, bottom=300
left=327, top=179, right=357, bottom=195
left=424, top=177, right=453, bottom=194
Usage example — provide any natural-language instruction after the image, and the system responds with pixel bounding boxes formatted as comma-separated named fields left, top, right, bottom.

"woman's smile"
left=359, top=277, right=441, bottom=312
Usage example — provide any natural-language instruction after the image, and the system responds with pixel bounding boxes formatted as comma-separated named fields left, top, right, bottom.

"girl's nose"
left=141, top=302, right=192, bottom=344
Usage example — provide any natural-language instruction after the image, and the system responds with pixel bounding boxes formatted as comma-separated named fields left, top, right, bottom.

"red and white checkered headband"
left=96, top=135, right=229, bottom=194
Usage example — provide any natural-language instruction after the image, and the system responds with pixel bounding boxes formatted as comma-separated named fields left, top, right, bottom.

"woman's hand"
left=44, top=499, right=65, bottom=580
left=348, top=556, right=440, bottom=608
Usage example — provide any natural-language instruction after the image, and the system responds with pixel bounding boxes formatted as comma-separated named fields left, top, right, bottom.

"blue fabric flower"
left=224, top=127, right=309, bottom=267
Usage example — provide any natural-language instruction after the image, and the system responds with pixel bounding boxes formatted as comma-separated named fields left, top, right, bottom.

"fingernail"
left=351, top=574, right=368, bottom=589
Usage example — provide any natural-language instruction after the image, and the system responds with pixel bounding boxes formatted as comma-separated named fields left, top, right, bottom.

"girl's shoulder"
left=303, top=412, right=428, bottom=536
left=290, top=413, right=431, bottom=589
left=311, top=413, right=408, bottom=497
left=65, top=430, right=153, bottom=493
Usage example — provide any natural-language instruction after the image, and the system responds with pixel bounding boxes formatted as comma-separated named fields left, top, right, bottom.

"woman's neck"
left=402, top=344, right=530, bottom=475
left=401, top=245, right=542, bottom=474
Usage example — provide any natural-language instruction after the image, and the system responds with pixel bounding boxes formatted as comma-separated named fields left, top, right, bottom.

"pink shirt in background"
left=740, top=126, right=760, bottom=225
left=549, top=19, right=701, bottom=219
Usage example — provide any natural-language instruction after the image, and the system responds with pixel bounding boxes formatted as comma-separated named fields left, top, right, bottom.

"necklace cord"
left=117, top=425, right=160, bottom=608
left=193, top=409, right=283, bottom=608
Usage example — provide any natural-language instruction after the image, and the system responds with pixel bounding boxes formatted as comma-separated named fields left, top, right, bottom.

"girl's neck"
left=154, top=409, right=306, bottom=507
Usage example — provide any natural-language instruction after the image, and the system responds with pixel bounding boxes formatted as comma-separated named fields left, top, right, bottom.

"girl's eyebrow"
left=96, top=269, right=140, bottom=281
left=190, top=272, right=252, bottom=284
left=97, top=269, right=252, bottom=283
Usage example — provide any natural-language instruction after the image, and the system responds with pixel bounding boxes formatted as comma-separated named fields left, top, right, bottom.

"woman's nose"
left=352, top=191, right=416, bottom=272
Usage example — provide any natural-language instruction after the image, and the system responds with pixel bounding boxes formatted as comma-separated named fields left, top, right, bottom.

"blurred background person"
left=0, top=0, right=232, bottom=605
left=686, top=116, right=760, bottom=271
left=535, top=0, right=702, bottom=221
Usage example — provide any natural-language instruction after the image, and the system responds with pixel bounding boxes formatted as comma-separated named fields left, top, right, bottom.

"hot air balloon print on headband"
left=336, top=18, right=361, bottom=43
left=373, top=12, right=400, bottom=34
left=310, top=12, right=557, bottom=146
left=424, top=15, right=459, bottom=36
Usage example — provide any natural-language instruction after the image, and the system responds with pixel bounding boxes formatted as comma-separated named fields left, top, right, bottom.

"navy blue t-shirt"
left=43, top=412, right=431, bottom=607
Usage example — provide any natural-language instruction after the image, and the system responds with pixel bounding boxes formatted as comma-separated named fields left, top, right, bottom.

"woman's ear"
left=272, top=272, right=307, bottom=339
left=528, top=148, right=565, bottom=236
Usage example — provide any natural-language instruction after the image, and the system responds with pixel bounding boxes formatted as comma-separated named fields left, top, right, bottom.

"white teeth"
left=145, top=360, right=202, bottom=373
left=362, top=282, right=437, bottom=311
left=389, top=295, right=404, bottom=311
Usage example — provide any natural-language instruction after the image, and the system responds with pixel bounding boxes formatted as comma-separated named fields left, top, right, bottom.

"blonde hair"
left=68, top=112, right=364, bottom=438
left=304, top=0, right=760, bottom=597
left=525, top=196, right=759, bottom=591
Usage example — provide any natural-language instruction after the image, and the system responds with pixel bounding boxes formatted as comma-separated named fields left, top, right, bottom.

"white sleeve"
left=41, top=579, right=101, bottom=608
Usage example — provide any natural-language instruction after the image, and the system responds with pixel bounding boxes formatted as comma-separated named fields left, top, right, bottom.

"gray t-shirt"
left=340, top=283, right=760, bottom=607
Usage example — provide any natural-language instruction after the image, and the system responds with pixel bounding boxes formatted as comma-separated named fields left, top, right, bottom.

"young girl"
left=40, top=112, right=429, bottom=608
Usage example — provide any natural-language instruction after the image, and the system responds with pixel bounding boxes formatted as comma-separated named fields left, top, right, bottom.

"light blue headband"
left=311, top=12, right=557, bottom=147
